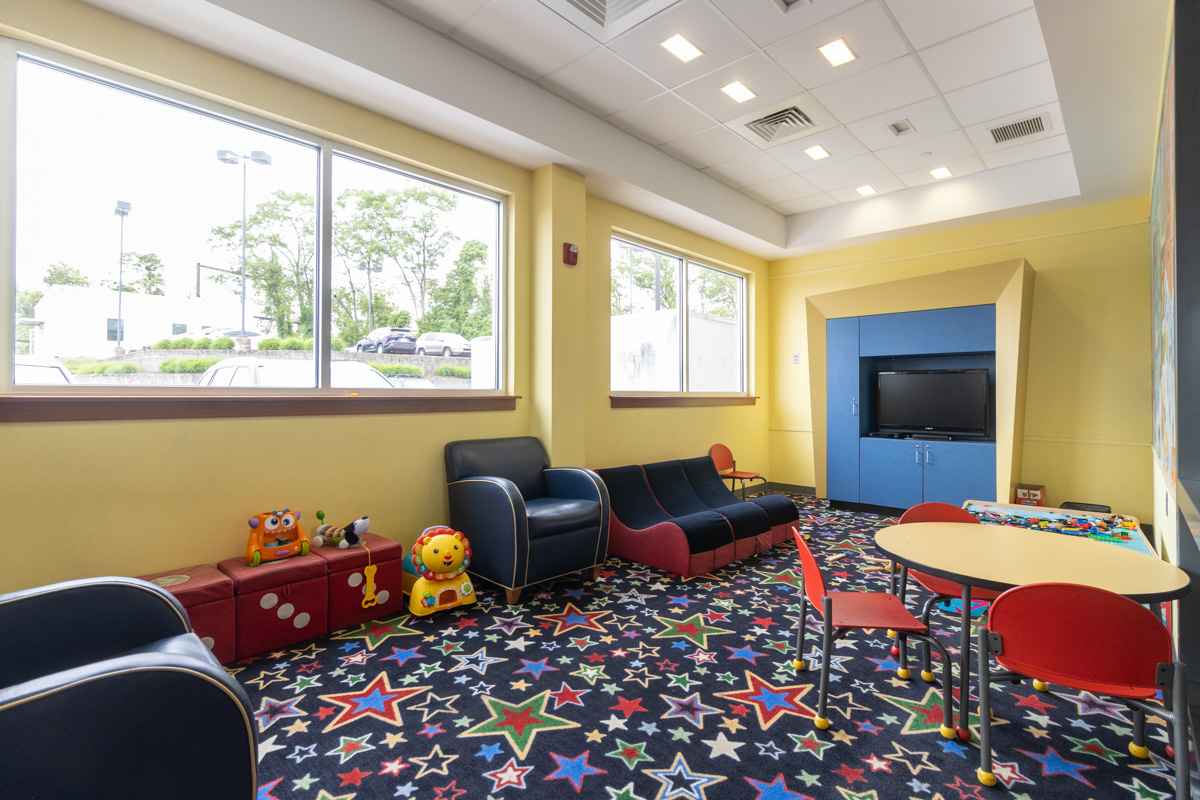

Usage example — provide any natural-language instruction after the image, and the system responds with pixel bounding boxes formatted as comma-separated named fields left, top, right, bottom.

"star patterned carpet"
left=235, top=496, right=1190, bottom=800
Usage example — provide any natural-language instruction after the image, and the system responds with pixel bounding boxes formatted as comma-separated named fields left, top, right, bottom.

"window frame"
left=0, top=40, right=513, bottom=420
left=608, top=234, right=751, bottom=406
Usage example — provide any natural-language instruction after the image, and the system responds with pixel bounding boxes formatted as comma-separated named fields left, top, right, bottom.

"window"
left=610, top=237, right=745, bottom=393
left=9, top=51, right=504, bottom=399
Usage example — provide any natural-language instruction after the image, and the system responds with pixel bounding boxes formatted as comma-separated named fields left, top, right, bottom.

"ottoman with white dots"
left=312, top=533, right=406, bottom=631
left=136, top=563, right=235, bottom=665
left=217, top=554, right=328, bottom=661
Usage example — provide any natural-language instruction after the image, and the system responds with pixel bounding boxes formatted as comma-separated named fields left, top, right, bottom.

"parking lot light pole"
left=216, top=149, right=271, bottom=335
left=357, top=262, right=382, bottom=331
left=114, top=201, right=131, bottom=350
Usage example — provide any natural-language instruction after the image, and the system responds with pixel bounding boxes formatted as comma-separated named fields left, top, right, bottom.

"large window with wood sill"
left=8, top=49, right=503, bottom=398
left=610, top=237, right=746, bottom=394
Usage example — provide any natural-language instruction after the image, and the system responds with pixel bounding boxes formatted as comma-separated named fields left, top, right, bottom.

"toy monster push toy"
left=312, top=510, right=370, bottom=549
left=245, top=508, right=309, bottom=566
left=408, top=525, right=475, bottom=616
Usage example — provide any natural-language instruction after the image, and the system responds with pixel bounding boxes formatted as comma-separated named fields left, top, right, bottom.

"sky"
left=15, top=55, right=500, bottom=334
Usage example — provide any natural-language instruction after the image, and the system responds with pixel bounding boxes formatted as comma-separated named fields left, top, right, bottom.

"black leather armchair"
left=0, top=577, right=258, bottom=799
left=445, top=436, right=610, bottom=603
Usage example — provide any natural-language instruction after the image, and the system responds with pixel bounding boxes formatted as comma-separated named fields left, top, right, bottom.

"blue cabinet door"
left=827, top=318, right=861, bottom=502
left=922, top=441, right=996, bottom=506
left=860, top=305, right=996, bottom=356
left=860, top=438, right=923, bottom=509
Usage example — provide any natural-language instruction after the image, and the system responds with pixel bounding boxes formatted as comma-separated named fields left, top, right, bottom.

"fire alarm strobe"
left=563, top=243, right=578, bottom=265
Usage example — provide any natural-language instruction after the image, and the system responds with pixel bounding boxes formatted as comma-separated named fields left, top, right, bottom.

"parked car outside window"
left=415, top=332, right=471, bottom=357
left=14, top=355, right=75, bottom=385
left=196, top=358, right=393, bottom=389
left=355, top=327, right=415, bottom=354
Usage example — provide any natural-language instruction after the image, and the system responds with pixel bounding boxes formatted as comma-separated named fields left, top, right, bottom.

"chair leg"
left=977, top=626, right=997, bottom=786
left=815, top=598, right=834, bottom=729
left=792, top=595, right=809, bottom=671
left=1171, top=662, right=1190, bottom=800
left=588, top=565, right=603, bottom=581
left=505, top=587, right=522, bottom=604
left=1130, top=707, right=1149, bottom=758
left=919, top=594, right=944, bottom=683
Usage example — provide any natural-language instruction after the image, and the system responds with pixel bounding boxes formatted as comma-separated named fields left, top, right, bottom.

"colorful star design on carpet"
left=459, top=689, right=581, bottom=758
left=254, top=694, right=308, bottom=732
left=1062, top=735, right=1124, bottom=765
left=653, top=612, right=735, bottom=649
left=330, top=615, right=421, bottom=651
left=607, top=738, right=654, bottom=770
left=714, top=670, right=815, bottom=730
left=1055, top=690, right=1132, bottom=724
left=787, top=730, right=836, bottom=761
left=745, top=773, right=810, bottom=800
left=877, top=686, right=973, bottom=737
left=659, top=691, right=722, bottom=729
left=643, top=751, right=726, bottom=800
left=535, top=602, right=611, bottom=636
left=546, top=749, right=607, bottom=791
left=1014, top=746, right=1095, bottom=786
left=447, top=646, right=506, bottom=675
left=482, top=756, right=535, bottom=791
left=317, top=672, right=427, bottom=733
left=325, top=732, right=374, bottom=764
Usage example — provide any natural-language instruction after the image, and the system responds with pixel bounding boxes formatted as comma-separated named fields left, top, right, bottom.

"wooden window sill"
left=609, top=395, right=757, bottom=409
left=0, top=394, right=519, bottom=423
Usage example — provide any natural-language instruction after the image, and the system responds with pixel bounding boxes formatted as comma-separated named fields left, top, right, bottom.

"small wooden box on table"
left=136, top=563, right=236, bottom=664
left=217, top=554, right=328, bottom=660
left=311, top=533, right=407, bottom=631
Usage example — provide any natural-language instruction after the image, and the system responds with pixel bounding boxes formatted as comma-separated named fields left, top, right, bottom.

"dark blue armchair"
left=445, top=436, right=610, bottom=603
left=0, top=577, right=257, bottom=799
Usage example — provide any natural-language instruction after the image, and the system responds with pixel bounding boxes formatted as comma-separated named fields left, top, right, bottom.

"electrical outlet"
left=792, top=353, right=799, bottom=364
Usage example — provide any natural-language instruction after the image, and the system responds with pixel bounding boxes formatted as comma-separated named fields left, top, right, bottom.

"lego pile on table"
left=969, top=507, right=1138, bottom=544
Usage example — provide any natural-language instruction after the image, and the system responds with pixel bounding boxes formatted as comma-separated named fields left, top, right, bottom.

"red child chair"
left=790, top=526, right=955, bottom=736
left=709, top=443, right=766, bottom=499
left=977, top=582, right=1190, bottom=800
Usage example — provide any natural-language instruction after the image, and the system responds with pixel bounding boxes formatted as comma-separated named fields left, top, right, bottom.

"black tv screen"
left=876, top=369, right=989, bottom=437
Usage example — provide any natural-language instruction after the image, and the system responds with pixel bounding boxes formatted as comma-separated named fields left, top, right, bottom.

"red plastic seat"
left=709, top=443, right=766, bottom=499
left=977, top=583, right=1190, bottom=800
left=790, top=526, right=954, bottom=736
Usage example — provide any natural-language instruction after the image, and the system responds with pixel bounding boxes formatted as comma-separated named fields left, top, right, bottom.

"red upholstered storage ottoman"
left=217, top=555, right=328, bottom=661
left=137, top=563, right=235, bottom=665
left=312, top=533, right=406, bottom=631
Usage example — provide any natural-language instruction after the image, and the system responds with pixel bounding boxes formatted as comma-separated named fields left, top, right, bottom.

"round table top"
left=875, top=521, right=1191, bottom=603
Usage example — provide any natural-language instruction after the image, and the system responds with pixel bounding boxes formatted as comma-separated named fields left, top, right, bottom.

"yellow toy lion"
left=408, top=525, right=476, bottom=616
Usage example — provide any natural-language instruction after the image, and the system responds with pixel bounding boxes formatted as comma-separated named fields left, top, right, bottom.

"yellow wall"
left=769, top=196, right=1155, bottom=521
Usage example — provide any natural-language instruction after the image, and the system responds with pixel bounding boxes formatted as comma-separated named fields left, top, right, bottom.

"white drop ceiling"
left=79, top=0, right=1169, bottom=259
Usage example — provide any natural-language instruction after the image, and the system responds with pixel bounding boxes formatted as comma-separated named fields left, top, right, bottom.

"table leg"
left=957, top=582, right=972, bottom=741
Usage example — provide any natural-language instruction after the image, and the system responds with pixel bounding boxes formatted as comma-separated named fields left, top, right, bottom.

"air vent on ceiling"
left=989, top=115, right=1046, bottom=144
left=561, top=0, right=655, bottom=26
left=746, top=107, right=816, bottom=143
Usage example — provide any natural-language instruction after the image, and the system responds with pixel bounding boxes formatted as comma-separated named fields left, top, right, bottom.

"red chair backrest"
left=899, top=502, right=979, bottom=525
left=790, top=525, right=827, bottom=611
left=988, top=582, right=1171, bottom=690
left=709, top=443, right=735, bottom=474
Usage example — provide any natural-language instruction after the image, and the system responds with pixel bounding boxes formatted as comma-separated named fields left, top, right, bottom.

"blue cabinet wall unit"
left=826, top=304, right=999, bottom=510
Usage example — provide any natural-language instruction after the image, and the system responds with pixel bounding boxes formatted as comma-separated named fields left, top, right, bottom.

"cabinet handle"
left=851, top=398, right=858, bottom=416
left=915, top=445, right=920, bottom=464
left=925, top=445, right=931, bottom=465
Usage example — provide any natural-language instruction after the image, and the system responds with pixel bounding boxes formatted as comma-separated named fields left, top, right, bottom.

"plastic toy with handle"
left=312, top=511, right=370, bottom=549
left=245, top=508, right=309, bottom=566
left=408, top=525, right=476, bottom=616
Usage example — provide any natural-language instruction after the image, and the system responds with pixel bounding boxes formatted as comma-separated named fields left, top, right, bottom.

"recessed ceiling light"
left=856, top=185, right=876, bottom=196
left=930, top=167, right=952, bottom=180
left=804, top=145, right=830, bottom=160
left=721, top=81, right=757, bottom=103
left=819, top=39, right=856, bottom=67
left=661, top=34, right=703, bottom=63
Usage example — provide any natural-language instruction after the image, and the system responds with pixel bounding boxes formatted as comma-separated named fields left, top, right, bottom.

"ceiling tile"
left=897, top=155, right=985, bottom=187
left=764, top=0, right=911, bottom=90
left=659, top=125, right=760, bottom=168
left=801, top=152, right=893, bottom=191
left=711, top=0, right=869, bottom=48
left=702, top=151, right=793, bottom=188
left=943, top=61, right=1058, bottom=128
left=452, top=0, right=600, bottom=80
left=827, top=173, right=905, bottom=201
left=844, top=96, right=959, bottom=151
left=874, top=129, right=976, bottom=173
left=772, top=193, right=839, bottom=214
left=540, top=48, right=664, bottom=116
left=675, top=53, right=804, bottom=123
left=608, top=0, right=755, bottom=88
left=918, top=8, right=1048, bottom=93
left=740, top=173, right=821, bottom=204
left=883, top=0, right=1033, bottom=51
left=607, top=92, right=715, bottom=146
left=810, top=56, right=937, bottom=123
left=980, top=133, right=1070, bottom=169
left=374, top=0, right=492, bottom=34
left=768, top=126, right=870, bottom=172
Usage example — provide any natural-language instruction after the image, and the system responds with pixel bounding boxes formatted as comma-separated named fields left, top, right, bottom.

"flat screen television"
left=876, top=369, right=990, bottom=438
